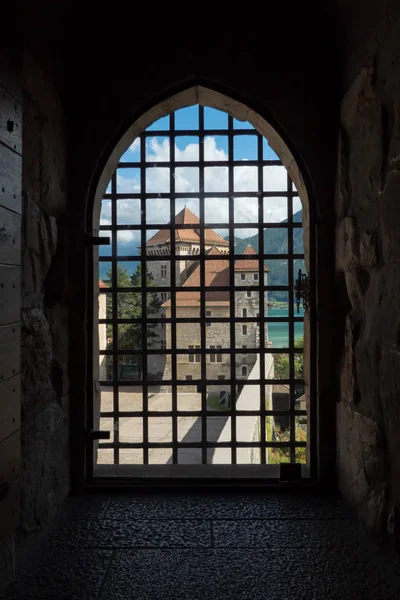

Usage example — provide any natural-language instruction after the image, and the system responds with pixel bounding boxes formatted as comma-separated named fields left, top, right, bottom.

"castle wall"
left=98, top=293, right=107, bottom=380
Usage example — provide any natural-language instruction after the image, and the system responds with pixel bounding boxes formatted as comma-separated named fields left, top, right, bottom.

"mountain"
left=228, top=209, right=305, bottom=301
left=231, top=209, right=303, bottom=254
left=99, top=209, right=306, bottom=300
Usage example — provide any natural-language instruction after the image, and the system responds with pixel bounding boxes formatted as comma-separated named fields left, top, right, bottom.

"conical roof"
left=146, top=208, right=229, bottom=246
left=174, top=207, right=200, bottom=225
left=234, top=245, right=269, bottom=272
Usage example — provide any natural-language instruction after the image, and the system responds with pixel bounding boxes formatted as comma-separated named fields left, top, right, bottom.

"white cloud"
left=130, top=138, right=140, bottom=153
left=145, top=197, right=171, bottom=224
left=100, top=199, right=111, bottom=225
left=204, top=166, right=228, bottom=192
left=103, top=137, right=301, bottom=235
left=203, top=137, right=226, bottom=161
left=117, top=172, right=141, bottom=193
left=175, top=197, right=199, bottom=215
left=263, top=166, right=287, bottom=191
left=234, top=197, right=258, bottom=224
left=204, top=196, right=229, bottom=224
left=117, top=230, right=141, bottom=244
left=293, top=197, right=302, bottom=213
left=233, top=166, right=258, bottom=192
left=175, top=167, right=199, bottom=192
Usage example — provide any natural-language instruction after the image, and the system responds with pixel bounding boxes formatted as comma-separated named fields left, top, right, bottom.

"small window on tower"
left=242, top=308, right=247, bottom=317
left=206, top=310, right=212, bottom=326
left=242, top=325, right=247, bottom=336
left=161, top=265, right=167, bottom=277
left=216, top=345, right=222, bottom=363
left=241, top=365, right=248, bottom=376
left=247, top=290, right=252, bottom=298
left=241, top=273, right=246, bottom=281
left=189, top=345, right=195, bottom=363
left=210, top=345, right=216, bottom=363
left=253, top=273, right=259, bottom=281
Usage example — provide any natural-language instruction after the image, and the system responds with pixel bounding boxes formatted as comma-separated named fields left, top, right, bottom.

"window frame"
left=93, top=101, right=310, bottom=477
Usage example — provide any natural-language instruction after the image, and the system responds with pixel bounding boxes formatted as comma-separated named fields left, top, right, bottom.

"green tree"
left=274, top=336, right=304, bottom=380
left=268, top=336, right=306, bottom=464
left=131, top=263, right=162, bottom=348
left=103, top=264, right=162, bottom=378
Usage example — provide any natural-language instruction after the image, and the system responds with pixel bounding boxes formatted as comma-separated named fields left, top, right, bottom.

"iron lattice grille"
left=96, top=105, right=307, bottom=468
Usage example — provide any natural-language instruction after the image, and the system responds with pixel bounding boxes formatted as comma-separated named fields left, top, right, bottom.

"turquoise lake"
left=267, top=306, right=304, bottom=348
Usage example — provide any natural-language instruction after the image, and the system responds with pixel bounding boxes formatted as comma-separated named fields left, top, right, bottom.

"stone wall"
left=18, top=53, right=69, bottom=547
left=171, top=306, right=231, bottom=389
left=98, top=292, right=107, bottom=381
left=336, top=8, right=400, bottom=550
left=212, top=353, right=274, bottom=465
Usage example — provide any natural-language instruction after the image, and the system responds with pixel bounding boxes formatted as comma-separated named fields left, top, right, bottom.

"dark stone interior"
left=1, top=1, right=400, bottom=595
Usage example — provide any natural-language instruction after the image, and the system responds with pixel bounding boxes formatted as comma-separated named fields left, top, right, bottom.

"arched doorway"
left=88, top=86, right=315, bottom=482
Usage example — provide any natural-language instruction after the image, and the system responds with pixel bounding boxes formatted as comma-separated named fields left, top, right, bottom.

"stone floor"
left=3, top=491, right=400, bottom=599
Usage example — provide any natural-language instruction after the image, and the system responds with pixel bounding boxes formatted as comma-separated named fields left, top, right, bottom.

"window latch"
left=85, top=429, right=111, bottom=440
left=295, top=269, right=310, bottom=313
left=279, top=463, right=302, bottom=482
left=86, top=235, right=111, bottom=246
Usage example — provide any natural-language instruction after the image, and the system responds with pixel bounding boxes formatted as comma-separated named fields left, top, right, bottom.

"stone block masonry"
left=20, top=52, right=69, bottom=544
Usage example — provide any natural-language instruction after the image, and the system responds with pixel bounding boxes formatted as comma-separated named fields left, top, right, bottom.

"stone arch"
left=89, top=84, right=316, bottom=477
left=92, top=85, right=312, bottom=235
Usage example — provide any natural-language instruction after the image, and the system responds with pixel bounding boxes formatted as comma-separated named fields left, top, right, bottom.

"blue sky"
left=117, top=105, right=279, bottom=164
left=100, top=106, right=301, bottom=279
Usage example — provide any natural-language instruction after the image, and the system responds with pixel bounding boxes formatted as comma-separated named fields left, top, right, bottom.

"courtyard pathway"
left=98, top=389, right=228, bottom=465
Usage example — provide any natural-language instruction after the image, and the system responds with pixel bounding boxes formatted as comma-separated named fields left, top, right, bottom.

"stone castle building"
left=143, top=208, right=270, bottom=389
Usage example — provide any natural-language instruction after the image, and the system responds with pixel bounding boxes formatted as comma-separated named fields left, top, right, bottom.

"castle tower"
left=234, top=245, right=270, bottom=379
left=143, top=208, right=230, bottom=378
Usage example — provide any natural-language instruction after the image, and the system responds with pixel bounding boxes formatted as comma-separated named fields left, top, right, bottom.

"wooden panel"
left=0, top=49, right=21, bottom=543
left=0, top=323, right=20, bottom=381
left=0, top=376, right=20, bottom=441
left=0, top=431, right=20, bottom=490
left=0, top=206, right=21, bottom=265
left=0, top=87, right=22, bottom=155
left=0, top=144, right=21, bottom=214
left=0, top=265, right=20, bottom=325
left=0, top=479, right=20, bottom=537
left=0, top=49, right=22, bottom=104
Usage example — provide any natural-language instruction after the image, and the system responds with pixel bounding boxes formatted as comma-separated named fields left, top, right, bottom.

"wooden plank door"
left=0, top=50, right=22, bottom=538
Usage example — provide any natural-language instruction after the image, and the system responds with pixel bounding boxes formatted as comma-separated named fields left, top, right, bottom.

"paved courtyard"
left=98, top=388, right=228, bottom=465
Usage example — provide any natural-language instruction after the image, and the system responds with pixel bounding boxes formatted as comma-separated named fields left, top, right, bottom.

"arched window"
left=91, top=88, right=313, bottom=480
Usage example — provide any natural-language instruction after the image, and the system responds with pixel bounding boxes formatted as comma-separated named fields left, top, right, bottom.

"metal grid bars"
left=96, top=105, right=308, bottom=471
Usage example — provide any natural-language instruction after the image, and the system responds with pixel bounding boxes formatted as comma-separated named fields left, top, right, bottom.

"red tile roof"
left=146, top=207, right=229, bottom=247
left=175, top=207, right=199, bottom=225
left=163, top=247, right=229, bottom=307
left=99, top=280, right=109, bottom=288
left=234, top=245, right=269, bottom=272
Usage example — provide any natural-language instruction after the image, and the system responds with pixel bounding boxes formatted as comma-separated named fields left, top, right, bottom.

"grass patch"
left=206, top=393, right=230, bottom=411
left=264, top=417, right=307, bottom=464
